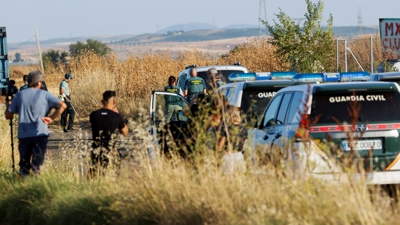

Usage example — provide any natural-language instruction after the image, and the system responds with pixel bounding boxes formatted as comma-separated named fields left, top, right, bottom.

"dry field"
left=10, top=35, right=386, bottom=118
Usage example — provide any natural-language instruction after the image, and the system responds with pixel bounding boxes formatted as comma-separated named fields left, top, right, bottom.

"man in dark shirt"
left=89, top=90, right=128, bottom=176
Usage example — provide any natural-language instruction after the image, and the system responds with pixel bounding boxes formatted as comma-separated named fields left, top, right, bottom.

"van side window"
left=276, top=93, right=293, bottom=124
left=286, top=92, right=303, bottom=124
left=177, top=73, right=188, bottom=91
left=262, top=94, right=283, bottom=127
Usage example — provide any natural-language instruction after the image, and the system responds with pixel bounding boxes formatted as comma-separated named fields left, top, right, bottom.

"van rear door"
left=309, top=82, right=400, bottom=171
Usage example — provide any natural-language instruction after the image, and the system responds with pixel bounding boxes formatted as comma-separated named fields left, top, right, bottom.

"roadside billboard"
left=380, top=18, right=400, bottom=57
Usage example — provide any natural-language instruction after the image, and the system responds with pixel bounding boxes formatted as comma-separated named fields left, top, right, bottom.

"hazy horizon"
left=2, top=0, right=397, bottom=43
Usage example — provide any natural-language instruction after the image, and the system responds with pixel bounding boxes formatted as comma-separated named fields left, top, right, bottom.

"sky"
left=2, top=0, right=399, bottom=43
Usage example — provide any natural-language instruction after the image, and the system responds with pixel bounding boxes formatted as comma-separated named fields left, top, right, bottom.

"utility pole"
left=34, top=26, right=44, bottom=73
left=358, top=7, right=363, bottom=36
left=291, top=18, right=306, bottom=25
left=258, top=0, right=267, bottom=36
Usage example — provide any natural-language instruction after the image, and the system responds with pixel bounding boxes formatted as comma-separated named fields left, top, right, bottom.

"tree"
left=69, top=39, right=111, bottom=57
left=42, top=49, right=69, bottom=69
left=261, top=0, right=334, bottom=73
left=13, top=52, right=22, bottom=62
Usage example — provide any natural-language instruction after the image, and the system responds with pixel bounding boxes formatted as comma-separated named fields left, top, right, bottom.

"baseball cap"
left=65, top=72, right=73, bottom=79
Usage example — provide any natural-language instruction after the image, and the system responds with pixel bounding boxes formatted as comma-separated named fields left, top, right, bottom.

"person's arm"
left=59, top=86, right=70, bottom=102
left=202, top=79, right=207, bottom=94
left=60, top=81, right=65, bottom=95
left=42, top=101, right=67, bottom=124
left=118, top=115, right=129, bottom=136
left=120, top=124, right=129, bottom=136
left=183, top=80, right=189, bottom=97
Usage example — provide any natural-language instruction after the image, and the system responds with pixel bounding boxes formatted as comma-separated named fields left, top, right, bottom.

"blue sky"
left=3, top=0, right=398, bottom=43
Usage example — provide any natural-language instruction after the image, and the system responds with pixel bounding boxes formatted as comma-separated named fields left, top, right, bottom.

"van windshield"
left=198, top=70, right=245, bottom=90
left=241, top=89, right=279, bottom=125
left=310, top=92, right=400, bottom=124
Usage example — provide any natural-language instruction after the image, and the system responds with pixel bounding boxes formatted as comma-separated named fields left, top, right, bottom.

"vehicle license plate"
left=342, top=140, right=382, bottom=151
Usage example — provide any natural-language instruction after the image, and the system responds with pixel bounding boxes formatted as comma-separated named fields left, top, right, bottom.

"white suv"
left=176, top=63, right=248, bottom=91
left=248, top=73, right=400, bottom=185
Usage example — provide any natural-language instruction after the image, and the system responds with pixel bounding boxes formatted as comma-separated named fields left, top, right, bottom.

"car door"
left=149, top=91, right=190, bottom=154
left=249, top=93, right=284, bottom=152
left=270, top=92, right=293, bottom=148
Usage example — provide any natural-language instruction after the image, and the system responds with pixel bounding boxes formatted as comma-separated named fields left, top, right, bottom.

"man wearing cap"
left=5, top=70, right=67, bottom=176
left=59, top=72, right=75, bottom=132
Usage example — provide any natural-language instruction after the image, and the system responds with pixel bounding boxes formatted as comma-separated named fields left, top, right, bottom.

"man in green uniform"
left=184, top=68, right=207, bottom=103
left=164, top=76, right=183, bottom=122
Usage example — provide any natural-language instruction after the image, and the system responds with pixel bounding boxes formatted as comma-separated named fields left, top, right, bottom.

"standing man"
left=184, top=68, right=207, bottom=103
left=5, top=70, right=67, bottom=176
left=19, top=75, right=28, bottom=91
left=59, top=72, right=75, bottom=132
left=89, top=90, right=129, bottom=176
left=207, top=68, right=225, bottom=92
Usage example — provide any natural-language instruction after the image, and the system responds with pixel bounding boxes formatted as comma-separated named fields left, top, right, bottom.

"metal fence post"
left=344, top=40, right=348, bottom=72
left=370, top=36, right=373, bottom=73
left=336, top=39, right=339, bottom=72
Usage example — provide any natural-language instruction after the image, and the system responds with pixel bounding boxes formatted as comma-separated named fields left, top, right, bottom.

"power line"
left=9, top=36, right=36, bottom=51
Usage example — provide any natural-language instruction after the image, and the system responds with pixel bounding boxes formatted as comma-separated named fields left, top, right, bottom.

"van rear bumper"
left=365, top=171, right=400, bottom=185
left=310, top=171, right=400, bottom=185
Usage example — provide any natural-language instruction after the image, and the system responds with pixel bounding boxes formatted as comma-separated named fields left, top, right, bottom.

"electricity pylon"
left=258, top=0, right=267, bottom=36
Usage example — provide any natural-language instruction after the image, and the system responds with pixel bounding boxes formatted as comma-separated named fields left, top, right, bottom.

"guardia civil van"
left=176, top=63, right=248, bottom=91
left=215, top=71, right=296, bottom=126
left=248, top=72, right=400, bottom=184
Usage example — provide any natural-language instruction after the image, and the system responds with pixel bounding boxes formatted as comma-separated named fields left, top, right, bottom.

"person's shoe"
left=68, top=127, right=75, bottom=131
left=63, top=128, right=69, bottom=133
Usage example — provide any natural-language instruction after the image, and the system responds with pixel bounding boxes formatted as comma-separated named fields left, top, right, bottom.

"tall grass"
left=0, top=120, right=398, bottom=224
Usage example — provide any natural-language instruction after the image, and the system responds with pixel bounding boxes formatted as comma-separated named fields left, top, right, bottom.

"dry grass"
left=0, top=114, right=399, bottom=224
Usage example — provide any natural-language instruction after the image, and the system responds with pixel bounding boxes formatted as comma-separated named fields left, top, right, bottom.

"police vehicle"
left=176, top=63, right=248, bottom=91
left=248, top=72, right=400, bottom=184
left=369, top=71, right=400, bottom=85
left=215, top=71, right=296, bottom=126
left=147, top=89, right=191, bottom=157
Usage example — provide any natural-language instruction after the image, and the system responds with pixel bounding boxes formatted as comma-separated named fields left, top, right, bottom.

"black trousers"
left=60, top=96, right=75, bottom=129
